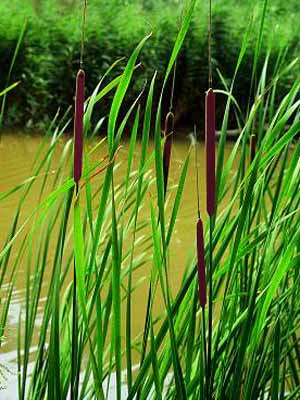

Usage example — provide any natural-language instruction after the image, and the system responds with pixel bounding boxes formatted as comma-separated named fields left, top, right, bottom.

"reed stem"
left=208, top=216, right=213, bottom=398
left=71, top=186, right=79, bottom=400
left=205, top=87, right=215, bottom=398
left=201, top=308, right=209, bottom=399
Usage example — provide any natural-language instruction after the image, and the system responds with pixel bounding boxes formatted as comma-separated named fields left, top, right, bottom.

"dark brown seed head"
left=163, top=137, right=172, bottom=194
left=197, top=218, right=206, bottom=308
left=74, top=69, right=85, bottom=184
left=250, top=134, right=256, bottom=163
left=205, top=88, right=216, bottom=217
left=163, top=112, right=174, bottom=194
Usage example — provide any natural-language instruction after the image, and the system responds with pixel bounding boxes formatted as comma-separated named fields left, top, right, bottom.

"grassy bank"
left=0, top=0, right=300, bottom=129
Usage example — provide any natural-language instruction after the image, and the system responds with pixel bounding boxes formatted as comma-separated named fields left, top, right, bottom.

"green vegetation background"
left=0, top=0, right=299, bottom=129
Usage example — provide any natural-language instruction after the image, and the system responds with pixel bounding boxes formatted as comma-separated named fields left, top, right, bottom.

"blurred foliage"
left=0, top=0, right=299, bottom=129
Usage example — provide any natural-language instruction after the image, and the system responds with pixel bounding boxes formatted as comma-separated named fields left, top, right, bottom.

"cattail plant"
left=71, top=67, right=85, bottom=400
left=205, top=89, right=216, bottom=383
left=205, top=2, right=216, bottom=394
left=72, top=2, right=87, bottom=398
left=3, top=1, right=300, bottom=398
left=163, top=111, right=174, bottom=194
left=193, top=124, right=208, bottom=398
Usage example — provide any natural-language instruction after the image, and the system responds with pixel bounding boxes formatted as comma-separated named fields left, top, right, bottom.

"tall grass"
left=0, top=0, right=300, bottom=398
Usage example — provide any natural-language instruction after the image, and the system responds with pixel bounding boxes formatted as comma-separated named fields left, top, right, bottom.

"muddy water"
left=0, top=131, right=233, bottom=398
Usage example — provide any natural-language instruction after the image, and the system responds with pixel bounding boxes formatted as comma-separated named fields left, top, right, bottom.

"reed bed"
left=0, top=0, right=300, bottom=398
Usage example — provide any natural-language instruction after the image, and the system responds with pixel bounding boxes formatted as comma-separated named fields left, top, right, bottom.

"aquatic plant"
left=0, top=0, right=300, bottom=399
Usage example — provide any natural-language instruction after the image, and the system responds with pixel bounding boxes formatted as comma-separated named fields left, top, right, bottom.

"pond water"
left=0, top=131, right=234, bottom=398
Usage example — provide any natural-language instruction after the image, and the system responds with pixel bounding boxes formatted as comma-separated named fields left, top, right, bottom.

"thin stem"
left=208, top=216, right=213, bottom=398
left=71, top=183, right=79, bottom=400
left=80, top=0, right=87, bottom=68
left=208, top=0, right=213, bottom=88
left=201, top=308, right=208, bottom=399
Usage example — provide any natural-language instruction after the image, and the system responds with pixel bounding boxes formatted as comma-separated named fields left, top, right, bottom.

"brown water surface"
left=0, top=131, right=233, bottom=398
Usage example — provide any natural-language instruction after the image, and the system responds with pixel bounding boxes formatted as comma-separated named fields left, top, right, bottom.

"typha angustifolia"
left=72, top=1, right=87, bottom=398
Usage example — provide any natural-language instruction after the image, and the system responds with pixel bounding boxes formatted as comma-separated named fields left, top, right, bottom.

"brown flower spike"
left=163, top=111, right=174, bottom=194
left=250, top=134, right=256, bottom=163
left=205, top=88, right=216, bottom=217
left=74, top=69, right=85, bottom=184
left=197, top=217, right=207, bottom=308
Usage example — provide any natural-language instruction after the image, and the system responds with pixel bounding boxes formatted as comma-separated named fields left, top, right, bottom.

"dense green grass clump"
left=0, top=0, right=300, bottom=129
left=0, top=1, right=300, bottom=398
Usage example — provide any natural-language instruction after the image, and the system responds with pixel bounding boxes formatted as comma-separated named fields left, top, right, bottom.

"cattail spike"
left=74, top=69, right=85, bottom=184
left=163, top=139, right=172, bottom=194
left=205, top=88, right=216, bottom=217
left=197, top=218, right=207, bottom=308
left=163, top=112, right=174, bottom=194
left=250, top=134, right=256, bottom=163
